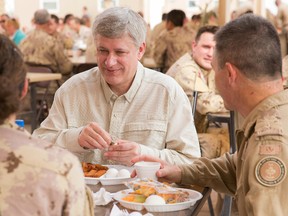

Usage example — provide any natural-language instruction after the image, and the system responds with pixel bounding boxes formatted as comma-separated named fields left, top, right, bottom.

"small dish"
left=99, top=176, right=133, bottom=186
left=84, top=176, right=101, bottom=185
left=84, top=164, right=134, bottom=186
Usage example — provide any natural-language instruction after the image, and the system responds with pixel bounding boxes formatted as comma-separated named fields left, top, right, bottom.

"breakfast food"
left=144, top=195, right=166, bottom=205
left=82, top=162, right=108, bottom=178
left=123, top=179, right=190, bottom=204
left=117, top=169, right=131, bottom=178
left=105, top=168, right=119, bottom=178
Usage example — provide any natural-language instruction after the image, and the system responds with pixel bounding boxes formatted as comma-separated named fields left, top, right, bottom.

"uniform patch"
left=259, top=144, right=281, bottom=155
left=255, top=157, right=286, bottom=187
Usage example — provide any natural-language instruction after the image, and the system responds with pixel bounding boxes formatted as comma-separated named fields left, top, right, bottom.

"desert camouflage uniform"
left=0, top=121, right=94, bottom=216
left=167, top=53, right=227, bottom=133
left=180, top=89, right=288, bottom=215
left=19, top=28, right=73, bottom=75
left=153, top=26, right=194, bottom=73
left=276, top=2, right=288, bottom=33
left=53, top=31, right=74, bottom=50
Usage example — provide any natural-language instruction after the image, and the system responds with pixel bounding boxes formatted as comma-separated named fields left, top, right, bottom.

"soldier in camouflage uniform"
left=49, top=14, right=74, bottom=50
left=132, top=14, right=288, bottom=216
left=166, top=25, right=227, bottom=134
left=153, top=9, right=195, bottom=73
left=0, top=34, right=93, bottom=216
left=19, top=9, right=73, bottom=76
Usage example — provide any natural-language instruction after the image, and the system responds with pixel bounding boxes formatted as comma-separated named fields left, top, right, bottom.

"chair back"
left=74, top=63, right=98, bottom=74
left=191, top=91, right=198, bottom=117
left=26, top=64, right=53, bottom=88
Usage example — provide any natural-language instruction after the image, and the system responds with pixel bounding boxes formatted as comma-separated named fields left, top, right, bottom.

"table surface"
left=89, top=183, right=204, bottom=216
left=27, top=72, right=62, bottom=83
left=69, top=55, right=98, bottom=65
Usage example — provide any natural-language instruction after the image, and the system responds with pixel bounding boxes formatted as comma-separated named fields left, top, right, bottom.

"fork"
left=120, top=208, right=129, bottom=216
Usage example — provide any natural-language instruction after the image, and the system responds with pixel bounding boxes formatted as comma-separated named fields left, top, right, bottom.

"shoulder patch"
left=255, top=110, right=283, bottom=137
left=259, top=144, right=282, bottom=156
left=255, top=156, right=286, bottom=187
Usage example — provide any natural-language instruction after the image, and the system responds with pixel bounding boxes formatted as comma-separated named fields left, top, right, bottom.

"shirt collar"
left=100, top=62, right=144, bottom=103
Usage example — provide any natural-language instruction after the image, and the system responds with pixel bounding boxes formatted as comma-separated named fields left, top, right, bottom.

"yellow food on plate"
left=123, top=179, right=190, bottom=204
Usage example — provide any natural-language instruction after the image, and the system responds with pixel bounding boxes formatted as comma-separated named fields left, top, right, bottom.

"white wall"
left=13, top=0, right=146, bottom=31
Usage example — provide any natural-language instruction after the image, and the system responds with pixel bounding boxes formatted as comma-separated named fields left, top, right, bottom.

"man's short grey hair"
left=92, top=7, right=147, bottom=48
left=34, top=9, right=51, bottom=25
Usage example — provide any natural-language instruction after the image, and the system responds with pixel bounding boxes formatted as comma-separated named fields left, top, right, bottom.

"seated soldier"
left=0, top=34, right=93, bottom=215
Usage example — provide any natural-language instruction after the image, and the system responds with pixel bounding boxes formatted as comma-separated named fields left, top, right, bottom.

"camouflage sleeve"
left=64, top=154, right=94, bottom=215
left=174, top=63, right=198, bottom=102
left=196, top=91, right=228, bottom=115
left=275, top=6, right=285, bottom=28
left=153, top=32, right=167, bottom=67
left=52, top=39, right=73, bottom=75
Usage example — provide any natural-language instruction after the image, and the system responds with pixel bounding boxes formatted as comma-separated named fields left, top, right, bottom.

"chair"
left=207, top=111, right=236, bottom=216
left=18, top=64, right=59, bottom=131
left=191, top=90, right=215, bottom=216
left=191, top=187, right=213, bottom=216
left=73, top=63, right=98, bottom=74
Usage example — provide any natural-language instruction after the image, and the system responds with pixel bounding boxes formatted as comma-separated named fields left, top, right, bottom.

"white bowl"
left=134, top=161, right=161, bottom=180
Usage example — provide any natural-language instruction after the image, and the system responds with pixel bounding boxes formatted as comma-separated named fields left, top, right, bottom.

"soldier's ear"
left=225, top=62, right=238, bottom=85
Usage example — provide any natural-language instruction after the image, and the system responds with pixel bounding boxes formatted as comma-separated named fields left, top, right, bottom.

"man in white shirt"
left=33, top=7, right=200, bottom=166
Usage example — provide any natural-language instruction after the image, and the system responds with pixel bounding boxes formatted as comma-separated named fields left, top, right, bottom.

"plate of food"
left=82, top=163, right=134, bottom=185
left=82, top=163, right=108, bottom=185
left=113, top=179, right=203, bottom=212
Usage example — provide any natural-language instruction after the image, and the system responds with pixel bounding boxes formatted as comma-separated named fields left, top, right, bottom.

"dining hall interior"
left=1, top=0, right=288, bottom=216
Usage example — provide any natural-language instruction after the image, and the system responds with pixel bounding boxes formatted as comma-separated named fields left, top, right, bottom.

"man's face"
left=0, top=15, right=8, bottom=29
left=69, top=19, right=78, bottom=32
left=192, top=32, right=216, bottom=71
left=95, top=34, right=145, bottom=94
left=48, top=18, right=58, bottom=35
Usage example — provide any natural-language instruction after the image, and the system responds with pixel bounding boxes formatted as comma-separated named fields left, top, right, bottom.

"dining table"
left=88, top=182, right=209, bottom=216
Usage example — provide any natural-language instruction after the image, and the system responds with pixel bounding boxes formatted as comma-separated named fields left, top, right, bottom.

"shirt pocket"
left=121, top=121, right=167, bottom=149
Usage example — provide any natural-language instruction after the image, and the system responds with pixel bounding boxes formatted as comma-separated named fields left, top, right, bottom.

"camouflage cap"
left=34, top=9, right=51, bottom=24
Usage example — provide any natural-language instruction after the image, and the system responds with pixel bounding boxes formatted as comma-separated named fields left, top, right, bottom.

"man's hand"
left=103, top=140, right=140, bottom=166
left=78, top=122, right=112, bottom=150
left=130, top=155, right=182, bottom=184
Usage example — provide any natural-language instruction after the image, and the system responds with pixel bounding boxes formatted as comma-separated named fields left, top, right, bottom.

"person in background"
left=0, top=34, right=94, bottom=216
left=69, top=17, right=92, bottom=44
left=0, top=13, right=10, bottom=34
left=33, top=7, right=200, bottom=166
left=275, top=0, right=288, bottom=33
left=153, top=9, right=195, bottom=73
left=132, top=14, right=288, bottom=215
left=49, top=14, right=74, bottom=49
left=150, top=13, right=167, bottom=47
left=4, top=18, right=26, bottom=45
left=19, top=9, right=73, bottom=76
left=282, top=55, right=288, bottom=85
left=166, top=25, right=227, bottom=134
left=61, top=13, right=78, bottom=40
left=186, top=14, right=201, bottom=32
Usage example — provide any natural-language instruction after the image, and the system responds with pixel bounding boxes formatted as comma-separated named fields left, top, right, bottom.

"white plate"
left=84, top=176, right=102, bottom=185
left=113, top=188, right=203, bottom=212
left=99, top=176, right=133, bottom=186
left=84, top=165, right=134, bottom=186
